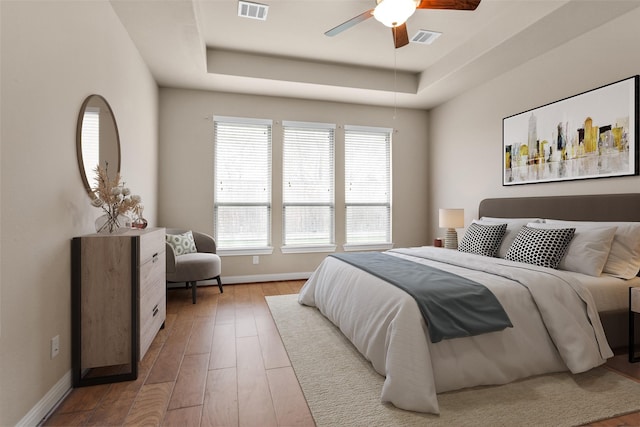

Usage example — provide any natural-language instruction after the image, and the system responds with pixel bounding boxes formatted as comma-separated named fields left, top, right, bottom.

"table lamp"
left=439, top=208, right=464, bottom=249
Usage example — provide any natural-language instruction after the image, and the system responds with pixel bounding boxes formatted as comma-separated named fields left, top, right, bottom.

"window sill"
left=218, top=247, right=274, bottom=257
left=343, top=243, right=394, bottom=252
left=280, top=245, right=337, bottom=254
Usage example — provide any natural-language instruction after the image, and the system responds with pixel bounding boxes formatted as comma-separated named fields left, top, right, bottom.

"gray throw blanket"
left=330, top=252, right=513, bottom=343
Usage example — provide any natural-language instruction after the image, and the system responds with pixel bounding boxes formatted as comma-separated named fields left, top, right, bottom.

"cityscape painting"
left=503, top=75, right=639, bottom=186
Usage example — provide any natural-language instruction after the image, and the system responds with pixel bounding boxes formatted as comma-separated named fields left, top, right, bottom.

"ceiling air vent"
left=238, top=1, right=268, bottom=21
left=411, top=30, right=442, bottom=45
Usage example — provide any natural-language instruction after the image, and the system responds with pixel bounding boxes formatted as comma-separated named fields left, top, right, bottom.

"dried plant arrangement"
left=91, top=163, right=141, bottom=233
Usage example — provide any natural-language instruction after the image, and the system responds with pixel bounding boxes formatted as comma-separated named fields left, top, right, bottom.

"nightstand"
left=630, top=287, right=640, bottom=363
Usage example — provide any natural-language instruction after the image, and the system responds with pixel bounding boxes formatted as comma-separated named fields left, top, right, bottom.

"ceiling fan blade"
left=417, top=0, right=480, bottom=10
left=325, top=9, right=374, bottom=37
left=392, top=24, right=409, bottom=48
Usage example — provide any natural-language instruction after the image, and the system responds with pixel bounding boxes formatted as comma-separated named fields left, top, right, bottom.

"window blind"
left=282, top=121, right=335, bottom=247
left=81, top=107, right=100, bottom=182
left=214, top=116, right=272, bottom=250
left=344, top=125, right=392, bottom=245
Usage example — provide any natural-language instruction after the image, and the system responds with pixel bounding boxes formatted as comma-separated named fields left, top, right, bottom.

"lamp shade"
left=373, top=0, right=418, bottom=28
left=439, top=208, right=464, bottom=229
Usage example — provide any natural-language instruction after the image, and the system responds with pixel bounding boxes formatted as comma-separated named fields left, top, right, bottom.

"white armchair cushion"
left=168, top=252, right=221, bottom=283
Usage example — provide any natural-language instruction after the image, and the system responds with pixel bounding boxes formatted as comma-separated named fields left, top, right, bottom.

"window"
left=80, top=107, right=99, bottom=180
left=282, top=121, right=336, bottom=252
left=344, top=125, right=392, bottom=250
left=214, top=116, right=272, bottom=254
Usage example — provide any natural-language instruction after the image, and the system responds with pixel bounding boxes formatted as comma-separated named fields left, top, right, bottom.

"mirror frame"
left=75, top=94, right=121, bottom=201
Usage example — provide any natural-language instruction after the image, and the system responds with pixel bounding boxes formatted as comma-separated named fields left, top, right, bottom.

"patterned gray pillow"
left=458, top=222, right=507, bottom=257
left=166, top=231, right=197, bottom=256
left=504, top=226, right=575, bottom=269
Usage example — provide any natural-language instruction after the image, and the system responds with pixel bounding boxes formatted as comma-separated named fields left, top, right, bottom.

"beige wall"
left=158, top=89, right=430, bottom=280
left=0, top=1, right=158, bottom=425
left=428, top=6, right=640, bottom=240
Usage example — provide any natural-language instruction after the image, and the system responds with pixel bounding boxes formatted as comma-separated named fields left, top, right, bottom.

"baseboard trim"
left=222, top=272, right=312, bottom=284
left=20, top=370, right=71, bottom=427
left=167, top=272, right=311, bottom=288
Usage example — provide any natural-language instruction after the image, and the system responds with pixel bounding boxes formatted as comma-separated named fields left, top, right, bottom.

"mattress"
left=577, top=274, right=640, bottom=312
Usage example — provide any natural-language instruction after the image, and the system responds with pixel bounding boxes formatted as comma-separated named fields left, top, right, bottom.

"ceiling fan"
left=325, top=0, right=481, bottom=49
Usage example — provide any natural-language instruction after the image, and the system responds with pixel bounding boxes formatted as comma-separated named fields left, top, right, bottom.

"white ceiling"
left=110, top=0, right=640, bottom=109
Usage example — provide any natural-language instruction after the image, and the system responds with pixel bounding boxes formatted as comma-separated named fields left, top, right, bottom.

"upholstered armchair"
left=165, top=228, right=223, bottom=304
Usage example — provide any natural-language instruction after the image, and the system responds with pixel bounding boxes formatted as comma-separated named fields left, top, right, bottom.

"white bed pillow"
left=545, top=219, right=640, bottom=279
left=527, top=222, right=616, bottom=277
left=478, top=217, right=544, bottom=258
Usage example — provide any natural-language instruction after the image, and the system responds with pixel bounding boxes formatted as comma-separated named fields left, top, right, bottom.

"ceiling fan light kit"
left=325, top=0, right=481, bottom=49
left=373, top=0, right=418, bottom=28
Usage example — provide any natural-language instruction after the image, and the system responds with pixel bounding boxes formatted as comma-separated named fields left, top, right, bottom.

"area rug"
left=266, top=294, right=640, bottom=427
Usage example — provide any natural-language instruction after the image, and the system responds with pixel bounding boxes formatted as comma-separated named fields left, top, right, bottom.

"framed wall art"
left=503, top=75, right=639, bottom=186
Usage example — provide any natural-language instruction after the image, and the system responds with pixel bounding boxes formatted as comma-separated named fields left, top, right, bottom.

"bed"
left=479, top=193, right=640, bottom=349
left=298, top=193, right=640, bottom=414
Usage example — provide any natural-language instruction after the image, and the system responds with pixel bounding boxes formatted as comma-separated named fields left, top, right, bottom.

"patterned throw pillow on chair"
left=166, top=231, right=197, bottom=255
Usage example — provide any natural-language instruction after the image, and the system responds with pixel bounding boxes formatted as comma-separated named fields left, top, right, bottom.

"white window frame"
left=213, top=115, right=274, bottom=256
left=281, top=120, right=337, bottom=254
left=343, top=124, right=393, bottom=252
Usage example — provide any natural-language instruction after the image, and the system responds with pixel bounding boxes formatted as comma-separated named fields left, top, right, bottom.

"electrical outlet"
left=253, top=256, right=259, bottom=265
left=51, top=335, right=60, bottom=359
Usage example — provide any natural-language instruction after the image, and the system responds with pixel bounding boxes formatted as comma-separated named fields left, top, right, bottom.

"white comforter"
left=298, top=247, right=613, bottom=414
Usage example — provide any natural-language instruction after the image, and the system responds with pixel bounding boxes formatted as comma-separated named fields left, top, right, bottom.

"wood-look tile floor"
left=45, top=281, right=313, bottom=427
left=44, top=281, right=640, bottom=427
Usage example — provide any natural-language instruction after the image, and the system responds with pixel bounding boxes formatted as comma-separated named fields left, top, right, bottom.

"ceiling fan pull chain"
left=393, top=44, right=398, bottom=120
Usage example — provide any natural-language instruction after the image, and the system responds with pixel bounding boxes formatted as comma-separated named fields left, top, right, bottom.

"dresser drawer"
left=139, top=295, right=166, bottom=361
left=139, top=228, right=166, bottom=265
left=139, top=285, right=166, bottom=360
left=140, top=250, right=165, bottom=297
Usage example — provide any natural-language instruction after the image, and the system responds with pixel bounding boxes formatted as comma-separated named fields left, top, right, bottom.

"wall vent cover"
left=238, top=1, right=269, bottom=21
left=411, top=29, right=442, bottom=45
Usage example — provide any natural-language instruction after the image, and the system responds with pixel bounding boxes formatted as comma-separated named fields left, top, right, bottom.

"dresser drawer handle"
left=152, top=253, right=159, bottom=263
left=152, top=304, right=159, bottom=317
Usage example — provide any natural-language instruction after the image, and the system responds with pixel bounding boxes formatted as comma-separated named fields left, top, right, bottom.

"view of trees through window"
left=213, top=117, right=272, bottom=250
left=213, top=117, right=391, bottom=252
left=345, top=126, right=392, bottom=246
left=282, top=122, right=335, bottom=247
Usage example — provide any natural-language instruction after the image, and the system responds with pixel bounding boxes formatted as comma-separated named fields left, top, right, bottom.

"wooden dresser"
left=72, top=227, right=166, bottom=386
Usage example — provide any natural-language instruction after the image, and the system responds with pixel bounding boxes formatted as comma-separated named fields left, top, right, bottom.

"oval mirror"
left=76, top=94, right=121, bottom=200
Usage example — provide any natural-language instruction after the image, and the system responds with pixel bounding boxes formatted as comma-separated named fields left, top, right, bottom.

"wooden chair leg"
left=191, top=281, right=197, bottom=304
left=216, top=276, right=223, bottom=293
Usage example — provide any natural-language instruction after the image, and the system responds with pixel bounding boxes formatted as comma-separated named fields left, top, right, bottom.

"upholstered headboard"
left=479, top=193, right=640, bottom=222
